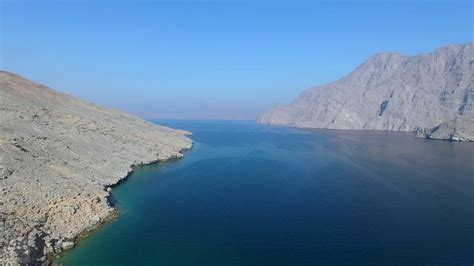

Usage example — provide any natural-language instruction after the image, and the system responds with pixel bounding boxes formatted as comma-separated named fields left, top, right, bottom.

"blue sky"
left=1, top=0, right=472, bottom=119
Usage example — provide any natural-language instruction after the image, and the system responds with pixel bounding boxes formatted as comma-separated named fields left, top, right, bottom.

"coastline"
left=257, top=122, right=474, bottom=142
left=0, top=71, right=194, bottom=264
left=49, top=143, right=194, bottom=263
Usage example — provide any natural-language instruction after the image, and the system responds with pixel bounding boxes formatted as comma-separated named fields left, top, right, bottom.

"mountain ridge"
left=258, top=42, right=474, bottom=141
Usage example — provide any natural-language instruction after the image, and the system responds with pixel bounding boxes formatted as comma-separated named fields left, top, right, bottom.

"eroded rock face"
left=258, top=43, right=474, bottom=141
left=0, top=71, right=193, bottom=264
left=415, top=117, right=474, bottom=141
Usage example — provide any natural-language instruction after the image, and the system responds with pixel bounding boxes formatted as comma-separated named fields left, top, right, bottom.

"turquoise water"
left=59, top=120, right=473, bottom=265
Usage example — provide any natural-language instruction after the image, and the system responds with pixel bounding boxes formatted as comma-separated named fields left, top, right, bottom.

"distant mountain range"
left=258, top=43, right=473, bottom=141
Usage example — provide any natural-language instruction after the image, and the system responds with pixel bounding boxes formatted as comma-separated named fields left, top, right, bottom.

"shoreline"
left=257, top=122, right=474, bottom=142
left=0, top=71, right=197, bottom=265
left=48, top=143, right=194, bottom=263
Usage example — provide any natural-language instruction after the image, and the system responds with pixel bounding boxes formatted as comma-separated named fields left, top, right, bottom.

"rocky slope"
left=258, top=43, right=474, bottom=141
left=0, top=71, right=193, bottom=264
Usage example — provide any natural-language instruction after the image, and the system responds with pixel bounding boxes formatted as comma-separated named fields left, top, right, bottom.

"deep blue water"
left=59, top=120, right=473, bottom=265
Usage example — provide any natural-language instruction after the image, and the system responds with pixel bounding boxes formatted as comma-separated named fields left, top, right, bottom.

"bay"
left=59, top=120, right=474, bottom=265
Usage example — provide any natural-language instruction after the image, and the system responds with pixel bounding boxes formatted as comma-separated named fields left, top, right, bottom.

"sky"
left=1, top=0, right=472, bottom=120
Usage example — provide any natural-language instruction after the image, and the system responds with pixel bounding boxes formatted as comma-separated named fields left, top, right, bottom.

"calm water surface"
left=59, top=120, right=473, bottom=265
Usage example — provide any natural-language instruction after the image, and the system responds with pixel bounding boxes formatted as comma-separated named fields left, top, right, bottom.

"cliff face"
left=0, top=71, right=193, bottom=264
left=258, top=43, right=474, bottom=141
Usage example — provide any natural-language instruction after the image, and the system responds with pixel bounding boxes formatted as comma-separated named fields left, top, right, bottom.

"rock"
left=416, top=117, right=474, bottom=141
left=0, top=71, right=193, bottom=264
left=0, top=167, right=13, bottom=180
left=90, top=215, right=101, bottom=225
left=62, top=241, right=75, bottom=250
left=258, top=42, right=474, bottom=142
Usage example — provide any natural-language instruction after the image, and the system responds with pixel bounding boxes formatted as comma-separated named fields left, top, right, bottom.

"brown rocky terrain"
left=0, top=71, right=193, bottom=264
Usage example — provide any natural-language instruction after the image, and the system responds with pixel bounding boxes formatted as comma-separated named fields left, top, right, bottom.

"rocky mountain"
left=258, top=43, right=474, bottom=141
left=0, top=71, right=193, bottom=264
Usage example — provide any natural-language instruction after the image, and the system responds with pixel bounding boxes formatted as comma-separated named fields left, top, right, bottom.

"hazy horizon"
left=1, top=0, right=472, bottom=120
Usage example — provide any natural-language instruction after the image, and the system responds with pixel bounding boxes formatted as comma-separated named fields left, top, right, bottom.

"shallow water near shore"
left=58, top=120, right=473, bottom=265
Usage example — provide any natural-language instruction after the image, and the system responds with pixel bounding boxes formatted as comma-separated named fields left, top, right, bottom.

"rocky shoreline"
left=51, top=152, right=192, bottom=263
left=0, top=71, right=193, bottom=264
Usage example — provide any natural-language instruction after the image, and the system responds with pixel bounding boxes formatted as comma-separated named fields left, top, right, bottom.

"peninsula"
left=0, top=71, right=193, bottom=264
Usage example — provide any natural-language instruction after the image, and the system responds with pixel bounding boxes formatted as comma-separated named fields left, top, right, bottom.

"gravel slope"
left=0, top=71, right=193, bottom=264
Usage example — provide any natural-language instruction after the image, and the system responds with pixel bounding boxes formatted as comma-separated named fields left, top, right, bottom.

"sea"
left=58, top=120, right=474, bottom=265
